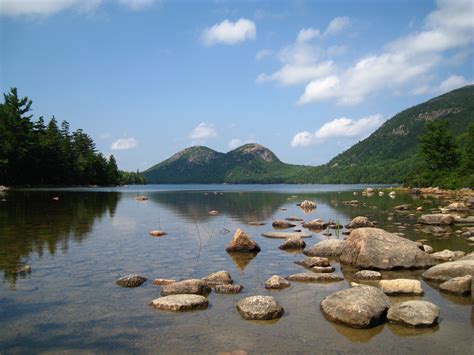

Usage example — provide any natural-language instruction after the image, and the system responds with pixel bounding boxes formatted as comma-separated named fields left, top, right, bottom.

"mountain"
left=144, top=85, right=474, bottom=184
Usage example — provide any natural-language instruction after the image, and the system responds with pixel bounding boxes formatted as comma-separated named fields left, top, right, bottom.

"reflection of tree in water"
left=0, top=191, right=120, bottom=286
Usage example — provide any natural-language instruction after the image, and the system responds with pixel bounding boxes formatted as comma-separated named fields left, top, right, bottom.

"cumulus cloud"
left=189, top=123, right=218, bottom=140
left=111, top=137, right=138, bottom=151
left=291, top=114, right=385, bottom=147
left=0, top=0, right=101, bottom=17
left=412, top=74, right=471, bottom=96
left=323, top=16, right=351, bottom=36
left=201, top=18, right=256, bottom=46
left=297, top=28, right=320, bottom=43
left=255, top=49, right=272, bottom=61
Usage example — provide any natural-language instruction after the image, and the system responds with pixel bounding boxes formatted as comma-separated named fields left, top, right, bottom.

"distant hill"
left=144, top=85, right=474, bottom=184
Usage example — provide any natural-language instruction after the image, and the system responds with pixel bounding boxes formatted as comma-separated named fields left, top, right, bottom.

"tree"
left=419, top=120, right=459, bottom=171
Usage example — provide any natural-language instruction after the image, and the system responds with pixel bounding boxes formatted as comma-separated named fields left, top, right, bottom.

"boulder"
left=15, top=265, right=32, bottom=275
left=303, top=239, right=345, bottom=257
left=387, top=301, right=439, bottom=327
left=203, top=270, right=233, bottom=286
left=294, top=256, right=330, bottom=268
left=444, top=202, right=468, bottom=212
left=354, top=270, right=382, bottom=280
left=345, top=216, right=374, bottom=229
left=310, top=266, right=335, bottom=273
left=431, top=249, right=466, bottom=262
left=422, top=245, right=434, bottom=254
left=302, top=219, right=328, bottom=230
left=418, top=214, right=454, bottom=225
left=149, top=230, right=167, bottom=237
left=261, top=231, right=311, bottom=239
left=135, top=196, right=148, bottom=201
left=265, top=275, right=291, bottom=289
left=226, top=229, right=261, bottom=253
left=214, top=284, right=243, bottom=294
left=320, top=285, right=390, bottom=328
left=236, top=296, right=284, bottom=320
left=160, top=279, right=211, bottom=296
left=299, top=200, right=316, bottom=209
left=439, top=275, right=472, bottom=295
left=286, top=273, right=343, bottom=282
left=152, top=278, right=177, bottom=285
left=378, top=279, right=423, bottom=295
left=116, top=274, right=147, bottom=288
left=422, top=259, right=474, bottom=282
left=340, top=228, right=435, bottom=270
left=150, top=294, right=208, bottom=312
left=279, top=236, right=306, bottom=250
left=272, top=220, right=296, bottom=229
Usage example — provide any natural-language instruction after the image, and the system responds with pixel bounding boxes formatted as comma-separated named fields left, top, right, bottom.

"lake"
left=0, top=185, right=472, bottom=354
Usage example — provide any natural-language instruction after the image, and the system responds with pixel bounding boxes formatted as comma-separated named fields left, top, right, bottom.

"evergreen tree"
left=419, top=120, right=459, bottom=171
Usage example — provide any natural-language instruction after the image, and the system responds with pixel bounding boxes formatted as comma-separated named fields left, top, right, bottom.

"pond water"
left=0, top=185, right=472, bottom=354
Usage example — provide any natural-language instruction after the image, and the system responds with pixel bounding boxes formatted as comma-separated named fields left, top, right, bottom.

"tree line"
left=0, top=88, right=145, bottom=186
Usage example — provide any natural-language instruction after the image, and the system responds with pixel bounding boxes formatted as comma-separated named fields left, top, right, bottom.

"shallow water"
left=0, top=185, right=472, bottom=354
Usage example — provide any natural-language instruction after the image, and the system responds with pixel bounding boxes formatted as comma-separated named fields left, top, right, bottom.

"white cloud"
left=0, top=0, right=101, bottom=17
left=189, top=123, right=217, bottom=140
left=201, top=18, right=256, bottom=46
left=323, top=16, right=351, bottom=36
left=228, top=138, right=243, bottom=150
left=297, top=28, right=320, bottom=43
left=255, top=49, right=272, bottom=61
left=291, top=114, right=385, bottom=147
left=257, top=61, right=334, bottom=86
left=99, top=132, right=111, bottom=139
left=111, top=137, right=138, bottom=150
left=438, top=74, right=470, bottom=93
left=118, top=0, right=157, bottom=11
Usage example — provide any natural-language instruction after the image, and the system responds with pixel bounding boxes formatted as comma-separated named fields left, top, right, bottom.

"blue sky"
left=1, top=0, right=472, bottom=171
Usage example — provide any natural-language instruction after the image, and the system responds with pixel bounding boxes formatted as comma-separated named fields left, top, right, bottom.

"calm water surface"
left=0, top=185, right=472, bottom=354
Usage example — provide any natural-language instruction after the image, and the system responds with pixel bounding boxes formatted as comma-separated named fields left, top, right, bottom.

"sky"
left=1, top=0, right=473, bottom=171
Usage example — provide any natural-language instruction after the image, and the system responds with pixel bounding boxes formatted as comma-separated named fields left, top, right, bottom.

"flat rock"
left=444, top=202, right=468, bottom=211
left=116, top=274, right=147, bottom=288
left=149, top=230, right=167, bottom=237
left=261, top=231, right=312, bottom=239
left=422, top=259, right=474, bottom=282
left=265, top=275, right=291, bottom=289
left=431, top=249, right=466, bottom=262
left=215, top=284, right=243, bottom=294
left=378, top=279, right=423, bottom=295
left=345, top=216, right=374, bottom=229
left=152, top=278, right=177, bottom=285
left=286, top=273, right=343, bottom=283
left=302, top=219, right=328, bottom=230
left=203, top=270, right=233, bottom=286
left=285, top=216, right=304, bottom=221
left=279, top=236, right=306, bottom=250
left=418, top=214, right=454, bottom=225
left=226, top=229, right=261, bottom=253
left=272, top=220, right=296, bottom=229
left=160, top=279, right=211, bottom=296
left=150, top=294, right=208, bottom=312
left=310, top=266, right=335, bottom=273
left=303, top=239, right=345, bottom=257
left=387, top=300, right=439, bottom=327
left=439, top=275, right=472, bottom=295
left=248, top=221, right=266, bottom=226
left=320, top=285, right=391, bottom=328
left=354, top=270, right=382, bottom=280
left=340, top=228, right=435, bottom=270
left=236, top=296, right=284, bottom=320
left=294, top=256, right=330, bottom=268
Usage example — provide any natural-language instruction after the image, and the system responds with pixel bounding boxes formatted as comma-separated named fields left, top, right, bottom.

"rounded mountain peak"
left=232, top=143, right=279, bottom=163
left=168, top=146, right=222, bottom=165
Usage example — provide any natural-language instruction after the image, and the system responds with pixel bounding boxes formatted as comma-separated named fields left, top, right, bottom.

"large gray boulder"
left=160, top=279, right=211, bottom=296
left=418, top=214, right=454, bottom=225
left=226, top=229, right=261, bottom=253
left=150, top=294, right=208, bottom=312
left=303, top=239, right=345, bottom=257
left=320, top=285, right=391, bottom=328
left=387, top=300, right=439, bottom=327
left=422, top=259, right=474, bottom=282
left=236, top=296, right=284, bottom=320
left=340, top=228, right=435, bottom=270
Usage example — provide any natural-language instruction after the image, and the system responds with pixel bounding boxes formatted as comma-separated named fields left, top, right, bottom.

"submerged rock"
left=294, top=256, right=330, bottom=268
left=160, top=279, right=211, bottom=296
left=302, top=219, right=328, bottom=230
left=265, top=275, right=291, bottom=289
left=422, top=259, right=474, bottom=282
left=340, top=228, right=435, bottom=270
left=303, top=239, right=345, bottom=257
left=226, top=229, right=261, bottom=253
left=279, top=236, right=306, bottom=250
left=439, top=275, right=472, bottom=295
left=215, top=284, right=243, bottom=294
left=248, top=221, right=266, bottom=226
left=149, top=230, right=167, bottom=237
left=272, top=220, right=296, bottom=229
left=150, top=294, right=208, bottom=312
left=354, top=270, right=382, bottom=280
left=153, top=278, right=177, bottom=286
left=378, top=279, right=423, bottom=295
left=387, top=300, right=439, bottom=327
left=286, top=273, right=343, bottom=283
left=116, top=274, right=147, bottom=288
left=15, top=265, right=32, bottom=275
left=203, top=270, right=233, bottom=286
left=285, top=216, right=304, bottom=222
left=320, top=285, right=390, bottom=328
left=261, top=231, right=311, bottom=239
left=236, top=296, right=284, bottom=320
left=345, top=216, right=374, bottom=229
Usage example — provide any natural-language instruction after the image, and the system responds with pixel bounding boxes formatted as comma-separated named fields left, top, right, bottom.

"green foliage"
left=419, top=120, right=458, bottom=170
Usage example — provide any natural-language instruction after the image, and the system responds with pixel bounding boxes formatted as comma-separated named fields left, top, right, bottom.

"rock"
left=152, top=278, right=177, bottom=285
left=431, top=249, right=466, bottom=262
left=379, top=191, right=384, bottom=196
left=261, top=231, right=311, bottom=239
left=215, top=284, right=243, bottom=294
left=343, top=200, right=360, bottom=206
left=422, top=245, right=434, bottom=254
left=285, top=216, right=304, bottom=221
left=294, top=256, right=330, bottom=268
left=418, top=214, right=454, bottom=225
left=160, top=279, right=211, bottom=296
left=116, top=274, right=147, bottom=288
left=52, top=196, right=60, bottom=201
left=311, top=266, right=335, bottom=273
left=389, top=191, right=396, bottom=197
left=340, top=228, right=435, bottom=270
left=416, top=225, right=448, bottom=236
left=354, top=270, right=382, bottom=280
left=203, top=270, right=233, bottom=286
left=453, top=216, right=474, bottom=224
left=303, top=239, right=345, bottom=257
left=439, top=275, right=472, bottom=295
left=248, top=221, right=266, bottom=226
left=366, top=188, right=374, bottom=193
left=422, top=259, right=474, bottom=282
left=378, top=279, right=423, bottom=295
left=393, top=204, right=411, bottom=211
left=265, top=275, right=291, bottom=289
left=345, top=216, right=374, bottom=229
left=135, top=196, right=148, bottom=201
left=209, top=210, right=219, bottom=215
left=236, top=296, right=284, bottom=320
left=302, top=219, right=328, bottom=230
left=286, top=273, right=343, bottom=283
left=444, top=202, right=468, bottom=212
left=416, top=206, right=423, bottom=211
left=226, top=229, right=261, bottom=253
left=320, top=285, right=391, bottom=328
left=150, top=294, right=209, bottom=312
left=272, top=220, right=296, bottom=229
left=149, top=230, right=167, bottom=237
left=15, top=265, right=32, bottom=275
left=279, top=236, right=306, bottom=250
left=299, top=200, right=316, bottom=210
left=387, top=301, right=439, bottom=327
